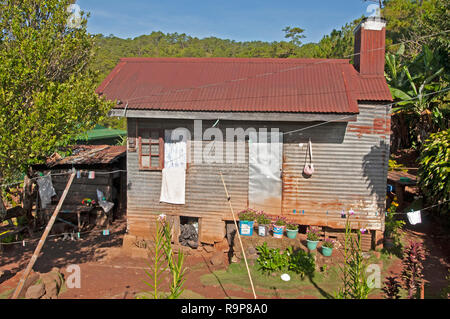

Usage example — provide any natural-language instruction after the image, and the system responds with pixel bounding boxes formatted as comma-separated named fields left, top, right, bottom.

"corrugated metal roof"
left=44, top=145, right=126, bottom=167
left=97, top=57, right=392, bottom=114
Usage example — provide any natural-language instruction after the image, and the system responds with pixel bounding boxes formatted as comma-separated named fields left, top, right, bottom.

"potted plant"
left=306, top=226, right=320, bottom=250
left=272, top=216, right=287, bottom=239
left=256, top=211, right=271, bottom=237
left=321, top=238, right=335, bottom=256
left=238, top=209, right=257, bottom=236
left=286, top=223, right=299, bottom=239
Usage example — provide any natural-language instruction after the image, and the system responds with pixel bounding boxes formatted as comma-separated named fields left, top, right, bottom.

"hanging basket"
left=303, top=139, right=314, bottom=177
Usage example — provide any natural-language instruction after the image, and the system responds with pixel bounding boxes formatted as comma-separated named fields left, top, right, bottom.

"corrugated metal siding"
left=126, top=119, right=250, bottom=243
left=282, top=104, right=390, bottom=230
left=126, top=103, right=390, bottom=242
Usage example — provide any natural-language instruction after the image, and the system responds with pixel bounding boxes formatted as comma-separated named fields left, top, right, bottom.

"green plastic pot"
left=322, top=246, right=333, bottom=257
left=286, top=228, right=298, bottom=239
left=307, top=240, right=319, bottom=250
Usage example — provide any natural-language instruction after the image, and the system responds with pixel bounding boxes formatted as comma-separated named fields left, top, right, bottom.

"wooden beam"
left=11, top=173, right=75, bottom=299
left=109, top=108, right=358, bottom=123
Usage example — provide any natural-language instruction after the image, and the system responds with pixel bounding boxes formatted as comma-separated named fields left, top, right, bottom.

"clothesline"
left=387, top=199, right=450, bottom=215
left=0, top=228, right=109, bottom=246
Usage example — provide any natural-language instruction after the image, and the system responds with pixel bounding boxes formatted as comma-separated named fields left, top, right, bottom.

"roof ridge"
left=119, top=57, right=350, bottom=64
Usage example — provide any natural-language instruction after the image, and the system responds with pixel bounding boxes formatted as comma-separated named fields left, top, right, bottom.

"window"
left=138, top=128, right=164, bottom=170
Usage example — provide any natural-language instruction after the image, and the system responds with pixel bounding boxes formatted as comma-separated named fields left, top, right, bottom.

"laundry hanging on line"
left=407, top=210, right=422, bottom=225
left=160, top=130, right=187, bottom=205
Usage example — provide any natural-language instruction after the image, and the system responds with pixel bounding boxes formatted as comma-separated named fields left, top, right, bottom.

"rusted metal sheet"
left=98, top=57, right=392, bottom=115
left=44, top=145, right=126, bottom=167
left=282, top=104, right=390, bottom=231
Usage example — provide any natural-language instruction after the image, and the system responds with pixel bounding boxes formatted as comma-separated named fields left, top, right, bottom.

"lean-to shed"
left=99, top=17, right=393, bottom=249
left=32, top=145, right=127, bottom=228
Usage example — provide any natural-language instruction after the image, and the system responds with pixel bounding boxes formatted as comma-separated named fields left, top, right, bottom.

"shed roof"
left=42, top=145, right=126, bottom=168
left=97, top=57, right=392, bottom=115
left=77, top=125, right=127, bottom=142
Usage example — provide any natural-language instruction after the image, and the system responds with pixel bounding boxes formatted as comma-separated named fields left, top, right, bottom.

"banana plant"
left=385, top=45, right=449, bottom=146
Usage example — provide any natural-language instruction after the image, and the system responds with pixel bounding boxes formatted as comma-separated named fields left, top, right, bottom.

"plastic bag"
left=96, top=189, right=114, bottom=213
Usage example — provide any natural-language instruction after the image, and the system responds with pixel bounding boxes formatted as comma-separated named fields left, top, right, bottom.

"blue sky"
left=77, top=0, right=377, bottom=43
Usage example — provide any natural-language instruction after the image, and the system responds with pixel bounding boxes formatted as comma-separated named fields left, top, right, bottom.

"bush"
left=255, top=242, right=315, bottom=278
left=418, top=129, right=449, bottom=215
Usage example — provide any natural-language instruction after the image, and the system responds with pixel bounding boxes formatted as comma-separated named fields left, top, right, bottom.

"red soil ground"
left=1, top=214, right=448, bottom=299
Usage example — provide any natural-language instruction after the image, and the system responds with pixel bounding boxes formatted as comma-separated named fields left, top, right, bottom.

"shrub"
left=256, top=242, right=290, bottom=274
left=418, top=129, right=449, bottom=216
left=382, top=275, right=402, bottom=299
left=255, top=242, right=315, bottom=278
left=286, top=247, right=315, bottom=279
left=401, top=242, right=425, bottom=299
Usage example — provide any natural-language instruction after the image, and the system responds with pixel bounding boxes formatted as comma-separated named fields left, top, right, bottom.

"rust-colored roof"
left=97, top=57, right=392, bottom=114
left=45, top=145, right=126, bottom=167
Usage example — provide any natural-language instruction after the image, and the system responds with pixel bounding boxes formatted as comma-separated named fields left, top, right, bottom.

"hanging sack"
left=303, top=139, right=315, bottom=177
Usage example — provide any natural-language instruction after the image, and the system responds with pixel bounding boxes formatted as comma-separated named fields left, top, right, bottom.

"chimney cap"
left=354, top=16, right=387, bottom=33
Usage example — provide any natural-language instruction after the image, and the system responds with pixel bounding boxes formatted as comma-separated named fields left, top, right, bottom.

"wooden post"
left=420, top=282, right=425, bottom=299
left=219, top=172, right=257, bottom=300
left=11, top=173, right=75, bottom=299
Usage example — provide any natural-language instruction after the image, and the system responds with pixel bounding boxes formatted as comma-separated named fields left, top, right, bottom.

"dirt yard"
left=0, top=215, right=448, bottom=299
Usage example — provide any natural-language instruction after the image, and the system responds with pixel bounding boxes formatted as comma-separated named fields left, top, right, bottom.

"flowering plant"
left=238, top=209, right=257, bottom=222
left=306, top=226, right=320, bottom=241
left=256, top=211, right=271, bottom=225
left=322, top=238, right=335, bottom=249
left=273, top=216, right=287, bottom=226
left=286, top=222, right=299, bottom=231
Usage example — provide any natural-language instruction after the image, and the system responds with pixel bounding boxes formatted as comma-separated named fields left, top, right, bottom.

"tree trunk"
left=22, top=174, right=35, bottom=222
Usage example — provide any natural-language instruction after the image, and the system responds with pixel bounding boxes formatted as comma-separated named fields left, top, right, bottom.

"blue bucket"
left=239, top=221, right=254, bottom=236
left=273, top=225, right=285, bottom=238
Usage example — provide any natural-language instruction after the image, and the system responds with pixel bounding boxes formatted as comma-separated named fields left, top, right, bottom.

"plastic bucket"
left=258, top=225, right=269, bottom=237
left=322, top=246, right=333, bottom=257
left=307, top=240, right=319, bottom=250
left=286, top=229, right=298, bottom=239
left=273, top=225, right=285, bottom=238
left=239, top=221, right=254, bottom=236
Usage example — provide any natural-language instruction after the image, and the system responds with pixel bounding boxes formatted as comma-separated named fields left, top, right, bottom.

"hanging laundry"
left=36, top=173, right=56, bottom=209
left=407, top=210, right=422, bottom=225
left=160, top=130, right=187, bottom=205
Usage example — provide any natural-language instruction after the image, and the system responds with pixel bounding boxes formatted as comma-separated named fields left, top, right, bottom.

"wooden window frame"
left=138, top=128, right=164, bottom=171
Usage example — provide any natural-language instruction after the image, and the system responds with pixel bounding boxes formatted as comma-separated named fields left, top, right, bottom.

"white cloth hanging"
left=37, top=174, right=56, bottom=209
left=160, top=130, right=187, bottom=205
left=407, top=210, right=422, bottom=225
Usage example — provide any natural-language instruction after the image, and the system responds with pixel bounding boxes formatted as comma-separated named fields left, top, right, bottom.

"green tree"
left=0, top=0, right=112, bottom=183
left=418, top=129, right=450, bottom=216
left=282, top=26, right=306, bottom=47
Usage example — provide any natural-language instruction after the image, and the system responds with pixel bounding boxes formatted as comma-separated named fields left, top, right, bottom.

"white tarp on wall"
left=248, top=131, right=283, bottom=214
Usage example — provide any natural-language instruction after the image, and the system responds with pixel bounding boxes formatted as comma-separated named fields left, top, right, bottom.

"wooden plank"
left=11, top=173, right=75, bottom=299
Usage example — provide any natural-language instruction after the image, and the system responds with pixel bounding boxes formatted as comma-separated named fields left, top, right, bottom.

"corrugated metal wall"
left=126, top=103, right=390, bottom=243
